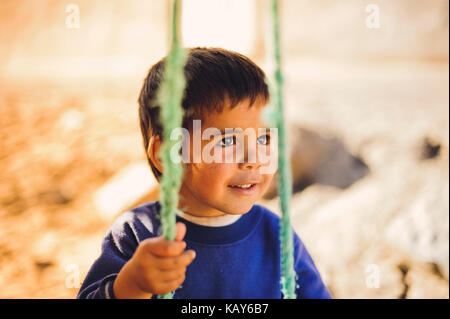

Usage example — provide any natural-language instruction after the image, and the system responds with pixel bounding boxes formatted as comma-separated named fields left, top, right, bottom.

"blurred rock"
left=263, top=125, right=370, bottom=199
left=37, top=189, right=72, bottom=205
left=93, top=161, right=158, bottom=220
left=385, top=182, right=449, bottom=280
left=263, top=150, right=449, bottom=298
left=59, top=109, right=85, bottom=132
left=32, top=232, right=59, bottom=263
left=420, top=137, right=441, bottom=160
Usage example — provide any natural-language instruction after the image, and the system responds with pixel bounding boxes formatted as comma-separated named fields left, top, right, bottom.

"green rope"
left=262, top=0, right=297, bottom=299
left=156, top=0, right=187, bottom=299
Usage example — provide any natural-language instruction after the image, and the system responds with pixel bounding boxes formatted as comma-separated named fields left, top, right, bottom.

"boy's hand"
left=113, top=222, right=196, bottom=299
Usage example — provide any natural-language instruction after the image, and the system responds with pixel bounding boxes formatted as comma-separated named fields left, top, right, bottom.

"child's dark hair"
left=138, top=47, right=269, bottom=181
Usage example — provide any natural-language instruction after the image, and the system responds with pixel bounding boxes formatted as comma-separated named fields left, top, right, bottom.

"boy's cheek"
left=184, top=162, right=232, bottom=184
left=261, top=173, right=275, bottom=191
left=259, top=157, right=278, bottom=175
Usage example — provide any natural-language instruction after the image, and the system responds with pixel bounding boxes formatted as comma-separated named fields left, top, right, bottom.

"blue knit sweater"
left=77, top=201, right=332, bottom=299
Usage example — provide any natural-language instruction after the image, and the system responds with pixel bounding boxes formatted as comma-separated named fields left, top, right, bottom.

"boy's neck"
left=178, top=183, right=231, bottom=217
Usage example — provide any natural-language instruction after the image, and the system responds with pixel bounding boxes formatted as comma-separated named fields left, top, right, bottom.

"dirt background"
left=0, top=0, right=448, bottom=298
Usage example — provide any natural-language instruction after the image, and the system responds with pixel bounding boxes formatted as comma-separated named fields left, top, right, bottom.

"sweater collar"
left=175, top=209, right=242, bottom=227
left=154, top=201, right=261, bottom=245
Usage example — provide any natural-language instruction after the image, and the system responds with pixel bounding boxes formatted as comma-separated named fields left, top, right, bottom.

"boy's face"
left=178, top=98, right=276, bottom=217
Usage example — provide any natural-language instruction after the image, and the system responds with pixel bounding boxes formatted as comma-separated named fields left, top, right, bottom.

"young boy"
left=77, top=47, right=332, bottom=299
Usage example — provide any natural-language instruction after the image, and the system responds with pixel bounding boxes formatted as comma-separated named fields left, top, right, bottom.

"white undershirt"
left=175, top=209, right=242, bottom=227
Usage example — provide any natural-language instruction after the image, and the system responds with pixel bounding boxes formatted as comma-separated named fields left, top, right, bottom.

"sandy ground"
left=0, top=75, right=145, bottom=298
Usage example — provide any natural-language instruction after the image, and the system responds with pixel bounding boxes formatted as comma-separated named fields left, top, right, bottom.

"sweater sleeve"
left=293, top=233, right=332, bottom=299
left=77, top=211, right=151, bottom=299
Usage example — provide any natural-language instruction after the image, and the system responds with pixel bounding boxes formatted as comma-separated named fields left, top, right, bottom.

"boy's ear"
left=148, top=135, right=163, bottom=174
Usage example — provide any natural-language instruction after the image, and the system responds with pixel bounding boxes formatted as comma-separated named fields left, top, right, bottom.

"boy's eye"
left=218, top=136, right=236, bottom=147
left=257, top=134, right=270, bottom=145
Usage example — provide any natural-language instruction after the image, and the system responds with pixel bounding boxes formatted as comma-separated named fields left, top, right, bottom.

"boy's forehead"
left=201, top=99, right=269, bottom=130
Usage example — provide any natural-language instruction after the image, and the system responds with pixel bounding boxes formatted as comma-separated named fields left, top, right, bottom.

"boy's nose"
left=238, top=161, right=262, bottom=170
left=237, top=144, right=263, bottom=170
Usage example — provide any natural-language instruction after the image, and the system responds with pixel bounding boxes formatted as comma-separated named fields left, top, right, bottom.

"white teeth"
left=232, top=184, right=253, bottom=188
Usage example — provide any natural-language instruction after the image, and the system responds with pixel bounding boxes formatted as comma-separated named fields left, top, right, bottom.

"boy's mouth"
left=227, top=183, right=258, bottom=195
left=228, top=183, right=254, bottom=189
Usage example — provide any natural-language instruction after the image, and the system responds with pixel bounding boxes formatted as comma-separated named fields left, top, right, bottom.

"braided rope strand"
left=157, top=0, right=187, bottom=299
left=268, top=0, right=297, bottom=299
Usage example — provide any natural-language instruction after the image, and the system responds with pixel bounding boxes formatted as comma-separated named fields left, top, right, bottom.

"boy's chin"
left=220, top=202, right=255, bottom=215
